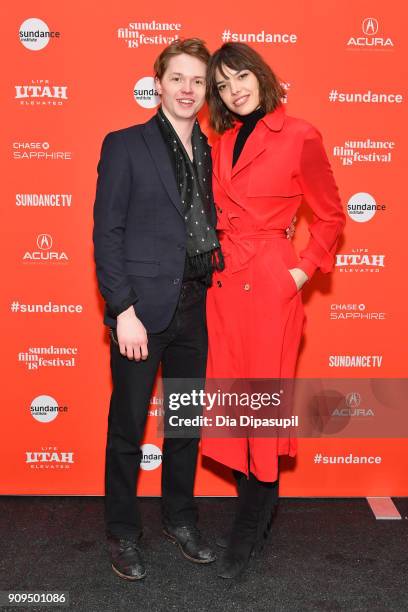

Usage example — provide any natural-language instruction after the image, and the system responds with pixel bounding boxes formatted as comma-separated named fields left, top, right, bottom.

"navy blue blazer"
left=93, top=115, right=215, bottom=332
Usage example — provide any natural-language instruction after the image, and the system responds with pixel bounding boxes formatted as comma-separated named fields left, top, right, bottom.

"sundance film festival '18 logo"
left=347, top=17, right=394, bottom=49
left=118, top=20, right=181, bottom=49
left=19, top=18, right=60, bottom=51
left=22, top=234, right=68, bottom=263
left=333, top=138, right=395, bottom=166
left=149, top=395, right=164, bottom=417
left=15, top=80, right=68, bottom=106
left=18, top=346, right=78, bottom=370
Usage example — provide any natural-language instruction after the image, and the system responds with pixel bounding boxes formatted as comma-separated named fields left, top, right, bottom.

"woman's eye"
left=172, top=77, right=180, bottom=82
left=218, top=84, right=225, bottom=92
left=239, top=72, right=248, bottom=79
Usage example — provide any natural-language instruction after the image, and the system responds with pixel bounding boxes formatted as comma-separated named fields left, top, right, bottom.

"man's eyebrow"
left=169, top=72, right=206, bottom=78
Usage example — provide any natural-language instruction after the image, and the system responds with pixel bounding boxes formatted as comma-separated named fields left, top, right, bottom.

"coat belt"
left=218, top=230, right=286, bottom=274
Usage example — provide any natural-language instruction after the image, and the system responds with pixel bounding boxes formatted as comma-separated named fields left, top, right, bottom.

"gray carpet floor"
left=0, top=496, right=407, bottom=612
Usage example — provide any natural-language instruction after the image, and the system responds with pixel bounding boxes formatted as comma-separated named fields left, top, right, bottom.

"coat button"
left=217, top=280, right=222, bottom=288
left=173, top=278, right=180, bottom=284
left=244, top=283, right=251, bottom=291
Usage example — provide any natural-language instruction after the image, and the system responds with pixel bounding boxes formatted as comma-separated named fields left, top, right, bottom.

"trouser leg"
left=104, top=326, right=166, bottom=538
left=160, top=281, right=208, bottom=527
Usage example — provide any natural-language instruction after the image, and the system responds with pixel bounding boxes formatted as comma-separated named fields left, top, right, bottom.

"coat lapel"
left=141, top=116, right=183, bottom=217
left=231, top=129, right=267, bottom=178
left=212, top=106, right=287, bottom=208
left=230, top=103, right=286, bottom=178
left=212, top=127, right=247, bottom=209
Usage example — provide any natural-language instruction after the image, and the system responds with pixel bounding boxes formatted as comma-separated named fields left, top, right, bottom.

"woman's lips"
left=233, top=94, right=250, bottom=107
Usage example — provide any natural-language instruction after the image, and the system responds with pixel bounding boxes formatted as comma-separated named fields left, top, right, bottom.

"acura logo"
left=36, top=234, right=52, bottom=250
left=362, top=18, right=379, bottom=36
left=346, top=392, right=361, bottom=409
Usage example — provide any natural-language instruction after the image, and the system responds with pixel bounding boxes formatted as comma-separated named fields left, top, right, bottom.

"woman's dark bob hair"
left=206, top=43, right=285, bottom=134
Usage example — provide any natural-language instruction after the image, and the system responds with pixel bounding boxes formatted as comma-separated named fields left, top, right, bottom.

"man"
left=93, top=39, right=223, bottom=580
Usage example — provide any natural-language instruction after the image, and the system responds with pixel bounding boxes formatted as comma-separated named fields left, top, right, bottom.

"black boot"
left=253, top=478, right=279, bottom=555
left=216, top=470, right=247, bottom=548
left=217, top=473, right=278, bottom=579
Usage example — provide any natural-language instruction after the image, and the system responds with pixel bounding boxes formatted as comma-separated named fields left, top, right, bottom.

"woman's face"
left=215, top=63, right=260, bottom=115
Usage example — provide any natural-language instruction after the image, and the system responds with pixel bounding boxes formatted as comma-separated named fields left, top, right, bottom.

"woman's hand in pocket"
left=288, top=267, right=309, bottom=291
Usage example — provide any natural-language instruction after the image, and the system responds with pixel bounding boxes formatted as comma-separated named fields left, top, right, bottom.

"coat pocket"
left=270, top=254, right=299, bottom=300
left=278, top=264, right=299, bottom=299
left=125, top=260, right=160, bottom=277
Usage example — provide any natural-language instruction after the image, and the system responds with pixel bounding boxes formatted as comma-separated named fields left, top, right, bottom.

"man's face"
left=155, top=53, right=207, bottom=122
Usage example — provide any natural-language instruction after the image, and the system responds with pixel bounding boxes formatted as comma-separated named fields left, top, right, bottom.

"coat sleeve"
left=296, top=126, right=346, bottom=279
left=92, top=131, right=138, bottom=317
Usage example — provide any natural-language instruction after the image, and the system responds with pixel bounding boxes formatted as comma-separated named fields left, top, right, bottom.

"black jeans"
left=105, top=280, right=208, bottom=538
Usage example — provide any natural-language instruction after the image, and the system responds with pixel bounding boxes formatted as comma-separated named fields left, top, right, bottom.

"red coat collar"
left=212, top=104, right=286, bottom=204
left=232, top=104, right=286, bottom=133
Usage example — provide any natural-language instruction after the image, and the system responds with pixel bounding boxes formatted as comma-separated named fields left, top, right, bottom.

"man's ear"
left=155, top=76, right=162, bottom=96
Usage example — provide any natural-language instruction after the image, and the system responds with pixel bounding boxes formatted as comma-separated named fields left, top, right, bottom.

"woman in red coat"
left=202, top=43, right=346, bottom=578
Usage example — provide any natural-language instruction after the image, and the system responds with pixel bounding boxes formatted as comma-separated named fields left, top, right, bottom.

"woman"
left=202, top=43, right=346, bottom=579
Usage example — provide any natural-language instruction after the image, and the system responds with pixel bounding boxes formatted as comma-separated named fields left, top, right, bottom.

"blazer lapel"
left=141, top=116, right=183, bottom=217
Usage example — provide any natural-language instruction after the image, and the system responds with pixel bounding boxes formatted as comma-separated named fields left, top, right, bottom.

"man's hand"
left=288, top=267, right=309, bottom=291
left=116, top=306, right=148, bottom=361
left=285, top=215, right=297, bottom=240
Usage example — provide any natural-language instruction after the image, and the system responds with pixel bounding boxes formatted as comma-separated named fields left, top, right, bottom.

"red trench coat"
left=201, top=105, right=346, bottom=481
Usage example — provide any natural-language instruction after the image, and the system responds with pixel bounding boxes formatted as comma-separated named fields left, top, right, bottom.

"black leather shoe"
left=108, top=535, right=146, bottom=580
left=163, top=524, right=216, bottom=564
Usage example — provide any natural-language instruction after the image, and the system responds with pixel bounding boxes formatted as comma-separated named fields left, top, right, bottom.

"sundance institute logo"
left=133, top=77, right=160, bottom=108
left=140, top=443, right=162, bottom=470
left=347, top=192, right=386, bottom=223
left=19, top=18, right=60, bottom=51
